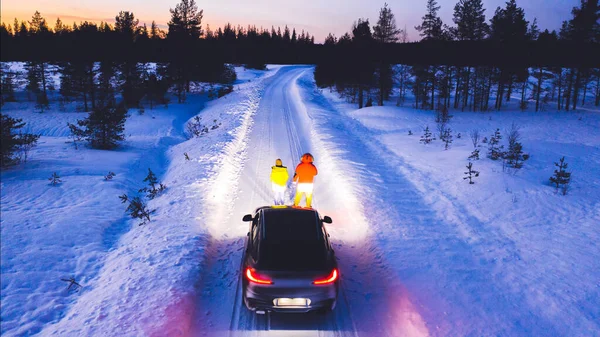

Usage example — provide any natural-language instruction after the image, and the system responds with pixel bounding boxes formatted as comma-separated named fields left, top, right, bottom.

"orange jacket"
left=294, top=162, right=318, bottom=183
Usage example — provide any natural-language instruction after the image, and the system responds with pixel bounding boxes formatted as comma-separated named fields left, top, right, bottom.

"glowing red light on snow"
left=245, top=268, right=273, bottom=285
left=313, top=269, right=338, bottom=285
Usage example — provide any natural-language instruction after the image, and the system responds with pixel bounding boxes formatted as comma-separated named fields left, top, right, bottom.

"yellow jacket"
left=270, top=166, right=289, bottom=186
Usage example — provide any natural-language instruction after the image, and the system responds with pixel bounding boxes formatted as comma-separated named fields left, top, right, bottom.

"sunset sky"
left=1, top=0, right=579, bottom=42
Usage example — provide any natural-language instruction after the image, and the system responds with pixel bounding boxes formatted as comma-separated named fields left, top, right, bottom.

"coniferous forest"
left=0, top=0, right=599, bottom=113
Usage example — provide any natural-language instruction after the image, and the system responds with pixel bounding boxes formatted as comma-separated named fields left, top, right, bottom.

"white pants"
left=272, top=183, right=286, bottom=205
left=296, top=183, right=314, bottom=193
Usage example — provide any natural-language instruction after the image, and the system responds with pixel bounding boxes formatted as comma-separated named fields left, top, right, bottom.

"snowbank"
left=1, top=66, right=280, bottom=336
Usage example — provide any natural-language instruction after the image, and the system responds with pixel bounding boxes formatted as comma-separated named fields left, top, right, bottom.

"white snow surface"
left=2, top=64, right=599, bottom=337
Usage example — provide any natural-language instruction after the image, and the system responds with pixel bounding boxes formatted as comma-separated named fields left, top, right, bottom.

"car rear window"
left=263, top=210, right=321, bottom=242
left=258, top=210, right=328, bottom=271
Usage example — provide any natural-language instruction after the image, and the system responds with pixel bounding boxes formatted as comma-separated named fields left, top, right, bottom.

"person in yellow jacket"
left=270, top=159, right=289, bottom=205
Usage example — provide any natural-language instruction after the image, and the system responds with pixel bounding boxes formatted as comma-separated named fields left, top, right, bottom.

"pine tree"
left=350, top=19, right=375, bottom=109
left=488, top=128, right=504, bottom=160
left=490, top=0, right=528, bottom=43
left=25, top=61, right=51, bottom=111
left=73, top=102, right=128, bottom=149
left=97, top=61, right=116, bottom=107
left=373, top=3, right=401, bottom=106
left=140, top=168, right=167, bottom=199
left=415, top=0, right=444, bottom=40
left=1, top=63, right=18, bottom=105
left=48, top=172, right=62, bottom=186
left=373, top=3, right=402, bottom=43
left=441, top=128, right=453, bottom=150
left=469, top=149, right=480, bottom=160
left=463, top=162, right=480, bottom=184
left=452, top=0, right=489, bottom=41
left=549, top=157, right=571, bottom=195
left=1, top=114, right=40, bottom=167
left=420, top=126, right=435, bottom=144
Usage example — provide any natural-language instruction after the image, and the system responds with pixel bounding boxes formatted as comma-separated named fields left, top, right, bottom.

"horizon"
left=1, top=0, right=579, bottom=43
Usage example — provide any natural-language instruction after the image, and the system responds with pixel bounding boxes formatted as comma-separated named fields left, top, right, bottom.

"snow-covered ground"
left=2, top=64, right=599, bottom=337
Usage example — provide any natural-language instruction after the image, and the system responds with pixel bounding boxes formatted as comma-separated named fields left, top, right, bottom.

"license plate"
left=273, top=298, right=311, bottom=306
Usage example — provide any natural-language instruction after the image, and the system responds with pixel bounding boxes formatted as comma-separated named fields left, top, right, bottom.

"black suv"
left=241, top=206, right=338, bottom=314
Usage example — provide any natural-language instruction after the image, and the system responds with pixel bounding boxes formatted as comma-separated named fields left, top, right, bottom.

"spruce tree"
left=464, top=162, right=480, bottom=184
left=1, top=114, right=40, bottom=167
left=488, top=128, right=504, bottom=160
left=420, top=126, right=434, bottom=144
left=74, top=102, right=128, bottom=149
left=550, top=157, right=572, bottom=195
left=373, top=3, right=401, bottom=106
left=415, top=0, right=444, bottom=41
left=1, top=63, right=18, bottom=105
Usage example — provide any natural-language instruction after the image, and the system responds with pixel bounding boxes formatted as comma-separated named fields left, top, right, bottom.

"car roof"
left=254, top=207, right=328, bottom=271
left=261, top=208, right=321, bottom=242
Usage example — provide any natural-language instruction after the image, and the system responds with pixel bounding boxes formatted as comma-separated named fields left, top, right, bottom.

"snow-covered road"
left=191, top=66, right=429, bottom=337
left=3, top=64, right=597, bottom=337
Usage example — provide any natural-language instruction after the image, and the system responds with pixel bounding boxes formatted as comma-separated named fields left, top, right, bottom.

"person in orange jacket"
left=270, top=159, right=289, bottom=205
left=293, top=153, right=318, bottom=208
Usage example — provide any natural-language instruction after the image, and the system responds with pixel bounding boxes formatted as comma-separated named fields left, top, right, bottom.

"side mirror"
left=323, top=216, right=332, bottom=224
left=242, top=214, right=253, bottom=222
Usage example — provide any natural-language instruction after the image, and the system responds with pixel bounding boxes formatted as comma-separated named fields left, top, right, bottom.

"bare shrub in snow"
left=140, top=168, right=166, bottom=199
left=436, top=121, right=447, bottom=139
left=550, top=157, right=572, bottom=195
left=463, top=162, right=480, bottom=184
left=49, top=172, right=62, bottom=186
left=488, top=128, right=504, bottom=160
left=420, top=126, right=434, bottom=144
left=469, top=149, right=480, bottom=160
left=60, top=277, right=82, bottom=292
left=211, top=119, right=221, bottom=130
left=104, top=171, right=116, bottom=181
left=186, top=116, right=209, bottom=138
left=441, top=128, right=453, bottom=150
left=470, top=129, right=480, bottom=148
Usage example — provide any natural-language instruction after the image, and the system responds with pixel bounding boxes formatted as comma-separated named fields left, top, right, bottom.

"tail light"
left=313, top=269, right=338, bottom=285
left=245, top=268, right=273, bottom=285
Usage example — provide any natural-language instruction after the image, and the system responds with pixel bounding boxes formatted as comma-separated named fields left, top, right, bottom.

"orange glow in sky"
left=1, top=0, right=577, bottom=42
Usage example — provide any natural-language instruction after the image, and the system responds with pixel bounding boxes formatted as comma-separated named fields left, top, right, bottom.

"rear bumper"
left=243, top=283, right=338, bottom=313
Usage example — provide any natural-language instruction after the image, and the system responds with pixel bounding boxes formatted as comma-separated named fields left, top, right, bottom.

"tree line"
left=315, top=0, right=600, bottom=111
